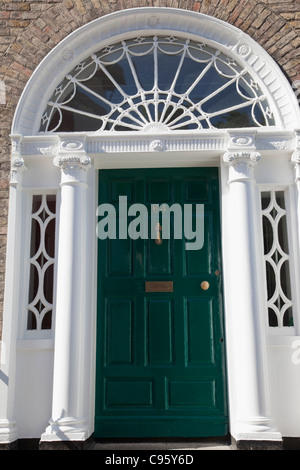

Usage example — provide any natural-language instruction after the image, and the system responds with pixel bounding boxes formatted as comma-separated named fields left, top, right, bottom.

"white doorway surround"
left=1, top=8, right=300, bottom=448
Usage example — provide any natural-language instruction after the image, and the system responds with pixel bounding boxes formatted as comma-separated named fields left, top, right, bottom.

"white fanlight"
left=40, top=36, right=275, bottom=133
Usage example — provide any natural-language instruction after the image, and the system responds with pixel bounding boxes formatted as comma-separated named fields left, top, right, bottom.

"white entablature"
left=10, top=129, right=299, bottom=173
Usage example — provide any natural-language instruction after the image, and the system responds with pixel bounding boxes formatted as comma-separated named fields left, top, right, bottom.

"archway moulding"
left=12, top=7, right=300, bottom=138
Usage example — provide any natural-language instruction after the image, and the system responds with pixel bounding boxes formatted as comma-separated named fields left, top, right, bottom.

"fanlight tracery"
left=40, top=36, right=275, bottom=133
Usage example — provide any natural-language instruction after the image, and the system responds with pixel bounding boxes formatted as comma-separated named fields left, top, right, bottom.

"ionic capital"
left=54, top=154, right=92, bottom=185
left=223, top=151, right=261, bottom=184
left=10, top=156, right=27, bottom=187
left=291, top=151, right=300, bottom=181
left=223, top=151, right=261, bottom=166
left=54, top=154, right=92, bottom=169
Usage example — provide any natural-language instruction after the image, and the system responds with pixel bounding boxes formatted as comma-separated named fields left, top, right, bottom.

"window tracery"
left=261, top=190, right=294, bottom=328
left=27, top=194, right=56, bottom=331
left=40, top=36, right=275, bottom=133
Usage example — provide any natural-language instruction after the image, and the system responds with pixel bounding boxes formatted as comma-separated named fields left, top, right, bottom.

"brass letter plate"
left=145, top=281, right=173, bottom=292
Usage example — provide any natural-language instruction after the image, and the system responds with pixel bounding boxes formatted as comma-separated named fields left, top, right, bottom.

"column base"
left=0, top=419, right=18, bottom=444
left=39, top=437, right=94, bottom=450
left=232, top=437, right=283, bottom=450
left=40, top=417, right=89, bottom=443
left=231, top=417, right=282, bottom=448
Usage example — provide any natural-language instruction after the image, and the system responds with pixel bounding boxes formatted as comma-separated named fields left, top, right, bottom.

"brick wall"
left=0, top=0, right=299, bottom=338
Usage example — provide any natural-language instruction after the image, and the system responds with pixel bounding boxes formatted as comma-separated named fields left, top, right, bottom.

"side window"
left=260, top=189, right=294, bottom=330
left=27, top=194, right=57, bottom=332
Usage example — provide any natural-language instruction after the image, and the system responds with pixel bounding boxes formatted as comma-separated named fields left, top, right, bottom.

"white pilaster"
left=0, top=138, right=27, bottom=444
left=222, top=148, right=282, bottom=443
left=41, top=153, right=93, bottom=442
left=292, top=130, right=300, bottom=253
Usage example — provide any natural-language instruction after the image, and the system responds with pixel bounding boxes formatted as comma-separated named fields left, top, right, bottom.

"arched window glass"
left=40, top=36, right=275, bottom=133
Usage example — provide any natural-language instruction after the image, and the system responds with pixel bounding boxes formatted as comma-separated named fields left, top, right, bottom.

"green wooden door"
left=95, top=168, right=228, bottom=438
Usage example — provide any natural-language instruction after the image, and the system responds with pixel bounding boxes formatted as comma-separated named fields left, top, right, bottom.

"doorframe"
left=3, top=6, right=300, bottom=446
left=4, top=128, right=298, bottom=447
left=3, top=128, right=297, bottom=446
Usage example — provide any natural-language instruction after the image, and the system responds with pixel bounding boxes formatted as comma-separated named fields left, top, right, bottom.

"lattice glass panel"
left=261, top=190, right=294, bottom=328
left=40, top=36, right=275, bottom=133
left=27, top=194, right=56, bottom=331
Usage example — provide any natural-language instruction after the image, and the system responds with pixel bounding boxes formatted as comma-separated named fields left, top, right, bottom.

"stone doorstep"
left=4, top=436, right=300, bottom=450
left=91, top=442, right=231, bottom=451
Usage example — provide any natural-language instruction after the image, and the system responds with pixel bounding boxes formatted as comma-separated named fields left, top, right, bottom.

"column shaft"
left=223, top=151, right=281, bottom=442
left=0, top=154, right=26, bottom=443
left=42, top=155, right=91, bottom=442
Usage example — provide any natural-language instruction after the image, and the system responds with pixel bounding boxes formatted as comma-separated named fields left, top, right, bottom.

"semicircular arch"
left=12, top=7, right=300, bottom=135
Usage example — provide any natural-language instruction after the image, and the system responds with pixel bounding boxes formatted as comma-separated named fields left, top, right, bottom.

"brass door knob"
left=201, top=281, right=210, bottom=290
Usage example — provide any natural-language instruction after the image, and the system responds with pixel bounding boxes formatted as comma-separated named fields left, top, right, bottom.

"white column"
left=0, top=147, right=26, bottom=444
left=292, top=132, right=300, bottom=255
left=222, top=150, right=282, bottom=444
left=41, top=154, right=93, bottom=443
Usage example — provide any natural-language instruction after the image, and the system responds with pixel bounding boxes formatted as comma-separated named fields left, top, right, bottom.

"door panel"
left=106, top=299, right=133, bottom=366
left=186, top=298, right=214, bottom=365
left=95, top=168, right=228, bottom=438
left=147, top=299, right=174, bottom=366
